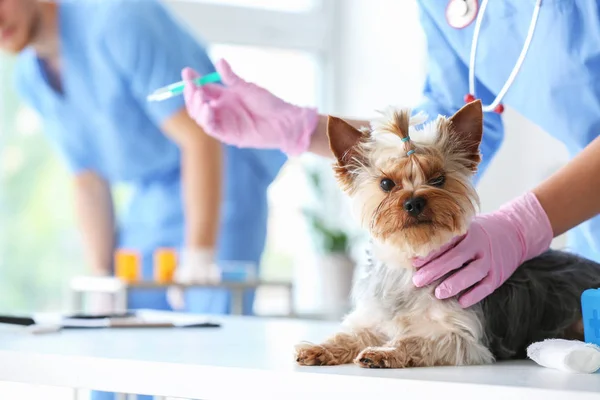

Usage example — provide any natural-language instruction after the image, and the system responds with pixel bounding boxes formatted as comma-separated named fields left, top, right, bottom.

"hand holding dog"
left=412, top=192, right=554, bottom=308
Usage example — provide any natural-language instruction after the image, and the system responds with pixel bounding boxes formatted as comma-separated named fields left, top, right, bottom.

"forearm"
left=74, top=172, right=116, bottom=275
left=533, top=135, right=600, bottom=237
left=180, top=139, right=222, bottom=248
left=308, top=114, right=370, bottom=158
left=162, top=108, right=222, bottom=249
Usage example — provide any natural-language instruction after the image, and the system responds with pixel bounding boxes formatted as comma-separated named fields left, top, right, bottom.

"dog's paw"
left=355, top=347, right=402, bottom=369
left=294, top=342, right=339, bottom=366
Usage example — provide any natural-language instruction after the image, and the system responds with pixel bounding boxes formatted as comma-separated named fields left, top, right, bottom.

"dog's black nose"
left=403, top=197, right=426, bottom=217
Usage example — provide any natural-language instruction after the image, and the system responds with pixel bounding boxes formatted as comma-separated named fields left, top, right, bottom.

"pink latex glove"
left=412, top=192, right=553, bottom=308
left=181, top=59, right=319, bottom=156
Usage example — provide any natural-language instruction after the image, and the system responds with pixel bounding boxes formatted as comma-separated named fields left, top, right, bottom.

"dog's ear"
left=445, top=100, right=483, bottom=171
left=326, top=116, right=368, bottom=192
left=327, top=116, right=365, bottom=166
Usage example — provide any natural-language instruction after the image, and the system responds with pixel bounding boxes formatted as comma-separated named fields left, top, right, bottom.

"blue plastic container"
left=581, top=288, right=600, bottom=346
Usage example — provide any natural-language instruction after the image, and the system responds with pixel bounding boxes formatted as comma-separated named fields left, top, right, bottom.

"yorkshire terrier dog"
left=295, top=100, right=600, bottom=368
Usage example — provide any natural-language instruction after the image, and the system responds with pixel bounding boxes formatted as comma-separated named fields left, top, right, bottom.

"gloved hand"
left=412, top=192, right=553, bottom=308
left=174, top=248, right=221, bottom=284
left=166, top=248, right=221, bottom=310
left=181, top=59, right=319, bottom=156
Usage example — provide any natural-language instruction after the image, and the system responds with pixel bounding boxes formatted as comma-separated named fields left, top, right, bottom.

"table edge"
left=0, top=350, right=597, bottom=399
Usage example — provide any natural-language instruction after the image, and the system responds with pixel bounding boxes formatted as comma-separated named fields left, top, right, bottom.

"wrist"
left=180, top=247, right=215, bottom=267
left=281, top=106, right=319, bottom=156
left=500, top=191, right=554, bottom=262
left=175, top=247, right=220, bottom=284
left=89, top=258, right=112, bottom=276
left=92, top=268, right=111, bottom=277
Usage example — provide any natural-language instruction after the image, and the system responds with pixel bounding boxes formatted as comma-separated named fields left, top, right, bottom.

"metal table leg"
left=114, top=287, right=128, bottom=314
left=231, top=288, right=243, bottom=315
left=70, top=290, right=84, bottom=314
left=287, top=285, right=295, bottom=317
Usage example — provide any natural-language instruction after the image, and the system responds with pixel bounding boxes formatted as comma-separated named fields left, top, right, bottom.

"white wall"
left=333, top=0, right=571, bottom=247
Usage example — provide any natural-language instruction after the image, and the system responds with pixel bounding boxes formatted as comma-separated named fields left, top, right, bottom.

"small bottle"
left=582, top=288, right=600, bottom=346
left=154, top=248, right=177, bottom=284
left=115, top=249, right=140, bottom=283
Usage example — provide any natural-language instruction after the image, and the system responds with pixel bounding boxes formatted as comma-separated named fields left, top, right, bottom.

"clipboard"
left=61, top=317, right=221, bottom=329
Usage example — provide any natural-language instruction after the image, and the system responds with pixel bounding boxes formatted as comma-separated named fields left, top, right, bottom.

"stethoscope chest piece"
left=446, top=0, right=479, bottom=29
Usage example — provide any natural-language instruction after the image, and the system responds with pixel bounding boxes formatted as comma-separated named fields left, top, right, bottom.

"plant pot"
left=317, top=252, right=355, bottom=319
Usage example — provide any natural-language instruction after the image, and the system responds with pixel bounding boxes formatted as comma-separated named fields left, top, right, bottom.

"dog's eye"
left=429, top=175, right=445, bottom=187
left=380, top=178, right=396, bottom=192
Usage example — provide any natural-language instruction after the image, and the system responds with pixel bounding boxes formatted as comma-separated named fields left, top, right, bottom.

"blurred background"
left=0, top=0, right=571, bottom=317
left=0, top=0, right=571, bottom=397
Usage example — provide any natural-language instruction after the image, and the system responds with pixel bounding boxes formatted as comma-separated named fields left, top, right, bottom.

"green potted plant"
left=302, top=165, right=355, bottom=319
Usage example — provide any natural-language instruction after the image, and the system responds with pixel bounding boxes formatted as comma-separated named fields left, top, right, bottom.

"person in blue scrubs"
left=2, top=0, right=285, bottom=398
left=0, top=0, right=285, bottom=344
left=409, top=0, right=600, bottom=262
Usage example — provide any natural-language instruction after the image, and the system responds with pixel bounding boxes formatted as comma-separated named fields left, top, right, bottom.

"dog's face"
left=327, top=101, right=484, bottom=257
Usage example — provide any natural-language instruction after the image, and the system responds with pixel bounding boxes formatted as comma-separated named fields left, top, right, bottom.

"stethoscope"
left=445, top=0, right=543, bottom=113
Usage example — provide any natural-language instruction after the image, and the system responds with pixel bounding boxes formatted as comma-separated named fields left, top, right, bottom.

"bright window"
left=194, top=0, right=319, bottom=12
left=206, top=44, right=324, bottom=314
left=208, top=44, right=319, bottom=107
left=0, top=55, right=83, bottom=313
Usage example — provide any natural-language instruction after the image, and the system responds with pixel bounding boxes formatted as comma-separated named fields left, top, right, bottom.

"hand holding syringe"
left=160, top=59, right=319, bottom=156
left=147, top=71, right=221, bottom=102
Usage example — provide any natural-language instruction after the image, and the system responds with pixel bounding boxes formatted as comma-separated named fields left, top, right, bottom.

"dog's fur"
left=295, top=100, right=600, bottom=368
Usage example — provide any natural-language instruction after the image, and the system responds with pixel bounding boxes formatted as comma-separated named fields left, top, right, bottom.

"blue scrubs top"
left=15, top=0, right=201, bottom=181
left=414, top=0, right=600, bottom=261
left=14, top=0, right=287, bottom=313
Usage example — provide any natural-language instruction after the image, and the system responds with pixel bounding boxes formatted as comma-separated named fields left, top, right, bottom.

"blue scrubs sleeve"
left=413, top=5, right=504, bottom=183
left=101, top=0, right=215, bottom=125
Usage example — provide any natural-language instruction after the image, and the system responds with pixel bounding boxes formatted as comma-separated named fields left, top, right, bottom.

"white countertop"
left=0, top=311, right=598, bottom=399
